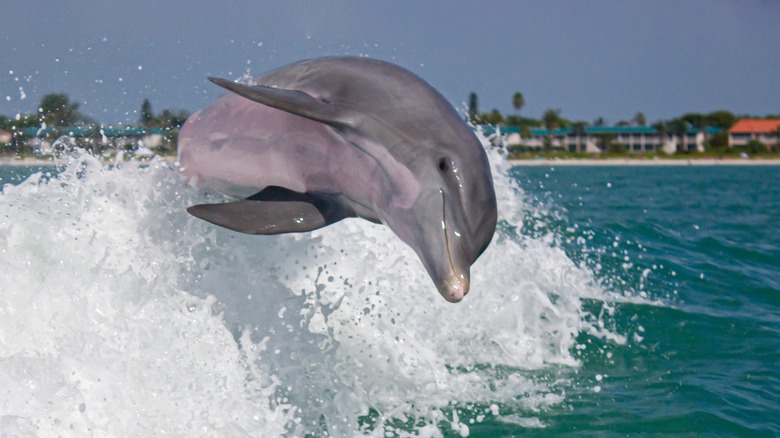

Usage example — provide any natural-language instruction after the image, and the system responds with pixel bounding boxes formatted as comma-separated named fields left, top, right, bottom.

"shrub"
left=745, top=139, right=767, bottom=154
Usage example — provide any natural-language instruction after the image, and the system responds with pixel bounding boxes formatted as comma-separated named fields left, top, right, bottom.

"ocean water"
left=512, top=164, right=780, bottom=437
left=0, top=146, right=778, bottom=437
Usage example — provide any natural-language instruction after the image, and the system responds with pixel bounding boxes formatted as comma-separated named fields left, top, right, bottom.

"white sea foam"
left=0, top=140, right=619, bottom=436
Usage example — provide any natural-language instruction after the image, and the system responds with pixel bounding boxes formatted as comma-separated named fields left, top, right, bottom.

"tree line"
left=2, top=90, right=777, bottom=155
left=467, top=91, right=780, bottom=152
left=0, top=93, right=189, bottom=153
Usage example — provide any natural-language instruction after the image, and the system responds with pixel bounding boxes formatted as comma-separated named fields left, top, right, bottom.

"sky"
left=1, top=0, right=779, bottom=126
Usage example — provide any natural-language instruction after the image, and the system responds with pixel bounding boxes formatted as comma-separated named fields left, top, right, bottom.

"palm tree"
left=512, top=92, right=525, bottom=115
left=542, top=109, right=561, bottom=151
left=467, top=92, right=478, bottom=123
left=140, top=98, right=155, bottom=128
left=40, top=93, right=83, bottom=127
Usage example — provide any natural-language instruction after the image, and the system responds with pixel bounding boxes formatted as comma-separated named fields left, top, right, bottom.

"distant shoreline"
left=509, top=158, right=780, bottom=166
left=3, top=156, right=780, bottom=168
left=0, top=158, right=63, bottom=166
left=0, top=156, right=175, bottom=167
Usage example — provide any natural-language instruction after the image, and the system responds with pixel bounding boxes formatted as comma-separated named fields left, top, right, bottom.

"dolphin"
left=178, top=56, right=497, bottom=302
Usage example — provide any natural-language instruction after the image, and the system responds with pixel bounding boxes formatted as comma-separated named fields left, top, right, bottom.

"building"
left=484, top=125, right=721, bottom=154
left=729, top=119, right=780, bottom=149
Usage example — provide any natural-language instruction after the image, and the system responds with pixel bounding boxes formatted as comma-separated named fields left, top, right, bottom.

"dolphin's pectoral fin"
left=187, top=187, right=354, bottom=235
left=208, top=77, right=356, bottom=128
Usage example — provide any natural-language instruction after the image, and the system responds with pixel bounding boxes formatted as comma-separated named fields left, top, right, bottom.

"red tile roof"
left=729, top=119, right=780, bottom=134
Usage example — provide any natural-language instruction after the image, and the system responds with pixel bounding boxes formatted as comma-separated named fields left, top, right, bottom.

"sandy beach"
left=0, top=157, right=63, bottom=166
left=0, top=156, right=172, bottom=166
left=509, top=157, right=780, bottom=166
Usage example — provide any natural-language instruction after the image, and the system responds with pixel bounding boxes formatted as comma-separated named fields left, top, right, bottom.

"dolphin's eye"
left=438, top=157, right=451, bottom=173
left=438, top=157, right=463, bottom=189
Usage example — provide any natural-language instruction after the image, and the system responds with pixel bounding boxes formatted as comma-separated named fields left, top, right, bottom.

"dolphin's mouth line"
left=440, top=189, right=457, bottom=282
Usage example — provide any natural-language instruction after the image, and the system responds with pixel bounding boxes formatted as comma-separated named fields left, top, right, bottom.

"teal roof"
left=21, top=126, right=167, bottom=137
left=530, top=127, right=569, bottom=136
left=585, top=126, right=658, bottom=134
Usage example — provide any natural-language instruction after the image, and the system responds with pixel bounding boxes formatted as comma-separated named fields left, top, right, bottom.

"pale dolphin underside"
left=178, top=56, right=497, bottom=302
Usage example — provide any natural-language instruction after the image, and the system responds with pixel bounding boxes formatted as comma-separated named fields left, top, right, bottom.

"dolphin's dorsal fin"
left=209, top=77, right=356, bottom=128
left=187, top=187, right=354, bottom=235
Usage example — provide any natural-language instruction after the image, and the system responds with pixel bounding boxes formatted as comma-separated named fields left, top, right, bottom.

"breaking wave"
left=0, top=138, right=624, bottom=436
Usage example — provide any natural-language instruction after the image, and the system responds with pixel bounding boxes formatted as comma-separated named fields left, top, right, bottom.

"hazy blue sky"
left=2, top=1, right=778, bottom=125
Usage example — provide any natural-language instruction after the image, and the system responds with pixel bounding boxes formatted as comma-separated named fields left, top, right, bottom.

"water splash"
left=0, top=142, right=623, bottom=436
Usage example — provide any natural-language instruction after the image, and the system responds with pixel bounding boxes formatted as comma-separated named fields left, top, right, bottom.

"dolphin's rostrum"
left=178, top=56, right=497, bottom=302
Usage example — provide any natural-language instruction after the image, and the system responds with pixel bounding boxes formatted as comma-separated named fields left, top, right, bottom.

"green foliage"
left=40, top=93, right=85, bottom=127
left=609, top=143, right=628, bottom=153
left=657, top=110, right=737, bottom=133
left=706, top=110, right=737, bottom=128
left=570, top=122, right=587, bottom=136
left=507, top=144, right=530, bottom=154
left=679, top=112, right=707, bottom=128
left=479, top=109, right=505, bottom=125
left=708, top=131, right=729, bottom=150
left=653, top=121, right=668, bottom=137
left=504, top=115, right=541, bottom=128
left=140, top=98, right=155, bottom=127
left=669, top=118, right=688, bottom=136
left=156, top=108, right=189, bottom=129
left=138, top=98, right=189, bottom=130
left=745, top=139, right=768, bottom=154
left=0, top=86, right=777, bottom=160
left=468, top=92, right=478, bottom=122
left=0, top=95, right=191, bottom=157
left=512, top=91, right=525, bottom=113
left=542, top=109, right=561, bottom=131
left=0, top=113, right=42, bottom=151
